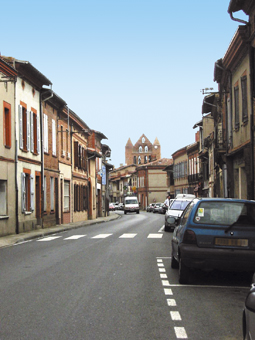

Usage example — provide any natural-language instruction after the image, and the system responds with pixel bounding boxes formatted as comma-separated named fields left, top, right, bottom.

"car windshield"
left=126, top=200, right=137, bottom=204
left=170, top=200, right=190, bottom=211
left=194, top=201, right=255, bottom=226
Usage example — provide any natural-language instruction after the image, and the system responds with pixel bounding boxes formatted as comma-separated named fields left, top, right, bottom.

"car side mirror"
left=245, top=289, right=255, bottom=312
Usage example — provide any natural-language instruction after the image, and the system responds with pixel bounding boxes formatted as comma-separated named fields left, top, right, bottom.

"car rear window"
left=194, top=201, right=255, bottom=226
left=170, top=200, right=190, bottom=211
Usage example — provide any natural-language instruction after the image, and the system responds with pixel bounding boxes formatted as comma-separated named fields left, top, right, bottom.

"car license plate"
left=215, top=238, right=248, bottom=247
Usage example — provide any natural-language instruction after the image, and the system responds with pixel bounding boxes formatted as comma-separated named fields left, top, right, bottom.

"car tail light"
left=183, top=230, right=197, bottom=244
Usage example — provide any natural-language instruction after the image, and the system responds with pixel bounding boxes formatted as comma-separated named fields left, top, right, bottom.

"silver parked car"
left=164, top=194, right=195, bottom=232
left=243, top=274, right=255, bottom=340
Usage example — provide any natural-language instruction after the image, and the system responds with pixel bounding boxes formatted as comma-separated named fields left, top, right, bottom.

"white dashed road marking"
left=91, top=234, right=113, bottom=239
left=170, top=311, right=182, bottom=321
left=37, top=236, right=61, bottom=242
left=64, top=235, right=86, bottom=240
left=147, top=233, right=163, bottom=238
left=174, top=327, right=188, bottom=339
left=119, top=233, right=137, bottom=238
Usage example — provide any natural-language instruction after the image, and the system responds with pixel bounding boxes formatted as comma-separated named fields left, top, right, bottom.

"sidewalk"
left=0, top=213, right=120, bottom=249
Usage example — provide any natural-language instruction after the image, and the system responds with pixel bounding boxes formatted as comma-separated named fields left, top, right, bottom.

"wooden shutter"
left=27, top=110, right=30, bottom=152
left=30, top=111, right=34, bottom=153
left=19, top=105, right=23, bottom=150
left=30, top=174, right=34, bottom=211
left=21, top=173, right=26, bottom=212
left=74, top=141, right=78, bottom=167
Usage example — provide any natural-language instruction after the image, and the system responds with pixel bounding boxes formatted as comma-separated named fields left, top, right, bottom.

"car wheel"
left=136, top=211, right=139, bottom=214
left=124, top=211, right=127, bottom=214
left=171, top=254, right=179, bottom=269
left=164, top=225, right=170, bottom=232
left=178, top=257, right=190, bottom=284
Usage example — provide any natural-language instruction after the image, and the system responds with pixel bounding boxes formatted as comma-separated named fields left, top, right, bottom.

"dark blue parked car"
left=171, top=198, right=255, bottom=284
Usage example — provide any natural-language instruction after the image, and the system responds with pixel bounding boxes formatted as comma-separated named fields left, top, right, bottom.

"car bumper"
left=179, top=244, right=255, bottom=271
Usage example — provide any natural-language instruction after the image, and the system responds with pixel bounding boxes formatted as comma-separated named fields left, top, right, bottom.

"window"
left=133, top=156, right=136, bottom=164
left=50, top=177, right=54, bottom=211
left=0, top=180, right=7, bottom=215
left=234, top=86, right=239, bottom=128
left=44, top=114, right=48, bottom=153
left=138, top=156, right=141, bottom=164
left=241, top=76, right=248, bottom=122
left=61, top=125, right=64, bottom=156
left=19, top=104, right=29, bottom=151
left=145, top=146, right=148, bottom=152
left=52, top=119, right=56, bottom=156
left=74, top=141, right=87, bottom=171
left=21, top=169, right=34, bottom=213
left=139, top=146, right=142, bottom=152
left=144, top=155, right=147, bottom=164
left=64, top=180, right=70, bottom=212
left=3, top=102, right=11, bottom=148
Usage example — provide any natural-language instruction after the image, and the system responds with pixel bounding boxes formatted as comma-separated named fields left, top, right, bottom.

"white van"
left=124, top=196, right=139, bottom=214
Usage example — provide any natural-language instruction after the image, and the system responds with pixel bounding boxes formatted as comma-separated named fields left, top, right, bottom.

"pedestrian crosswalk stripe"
left=148, top=234, right=163, bottom=238
left=37, top=236, right=61, bottom=242
left=64, top=235, right=86, bottom=240
left=91, top=234, right=113, bottom=239
left=119, top=233, right=137, bottom=238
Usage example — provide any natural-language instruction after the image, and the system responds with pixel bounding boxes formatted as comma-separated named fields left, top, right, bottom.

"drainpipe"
left=229, top=11, right=248, bottom=25
left=249, top=45, right=254, bottom=200
left=14, top=77, right=19, bottom=234
left=40, top=86, right=53, bottom=228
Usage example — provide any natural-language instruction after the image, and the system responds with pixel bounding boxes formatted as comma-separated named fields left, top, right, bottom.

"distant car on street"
left=147, top=203, right=156, bottom=212
left=171, top=197, right=255, bottom=284
left=153, top=202, right=162, bottom=213
left=109, top=203, right=115, bottom=211
left=164, top=194, right=195, bottom=231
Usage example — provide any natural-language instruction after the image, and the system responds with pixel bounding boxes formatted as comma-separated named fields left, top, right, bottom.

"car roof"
left=193, top=197, right=255, bottom=204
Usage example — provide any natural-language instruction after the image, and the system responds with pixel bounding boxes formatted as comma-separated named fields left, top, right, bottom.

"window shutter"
left=21, top=173, right=26, bottom=212
left=74, top=141, right=78, bottom=167
left=27, top=110, right=30, bottom=152
left=19, top=105, right=23, bottom=150
left=44, top=114, right=48, bottom=153
left=52, top=119, right=56, bottom=156
left=37, top=114, right=40, bottom=155
left=84, top=149, right=87, bottom=171
left=30, top=111, right=34, bottom=153
left=30, top=174, right=34, bottom=211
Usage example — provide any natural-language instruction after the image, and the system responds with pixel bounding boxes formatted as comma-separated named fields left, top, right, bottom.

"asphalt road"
left=0, top=211, right=252, bottom=340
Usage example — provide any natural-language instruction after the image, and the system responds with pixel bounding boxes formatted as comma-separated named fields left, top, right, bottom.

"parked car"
left=153, top=202, right=162, bottom=213
left=147, top=203, right=156, bottom=212
left=109, top=203, right=115, bottom=211
left=158, top=203, right=166, bottom=214
left=171, top=198, right=255, bottom=284
left=243, top=274, right=255, bottom=340
left=118, top=203, right=124, bottom=210
left=164, top=194, right=195, bottom=231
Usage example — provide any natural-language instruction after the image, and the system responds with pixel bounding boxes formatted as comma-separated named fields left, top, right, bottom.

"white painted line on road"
left=148, top=233, right=163, bottom=238
left=162, top=280, right=170, bottom=286
left=158, top=226, right=165, bottom=232
left=37, top=236, right=61, bottom=242
left=160, top=274, right=167, bottom=279
left=157, top=259, right=163, bottom=262
left=158, top=268, right=166, bottom=272
left=167, top=299, right=177, bottom=306
left=174, top=327, right=188, bottom=339
left=170, top=311, right=182, bottom=321
left=64, top=235, right=86, bottom=240
left=168, top=283, right=249, bottom=289
left=91, top=234, right=113, bottom=239
left=119, top=233, right=137, bottom=238
left=157, top=263, right=164, bottom=267
left=164, top=288, right=173, bottom=295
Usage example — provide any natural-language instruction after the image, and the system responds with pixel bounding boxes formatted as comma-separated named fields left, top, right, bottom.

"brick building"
left=125, top=134, right=161, bottom=166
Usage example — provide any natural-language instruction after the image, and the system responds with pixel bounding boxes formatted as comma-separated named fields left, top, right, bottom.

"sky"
left=2, top=0, right=249, bottom=168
